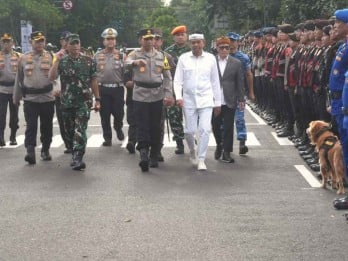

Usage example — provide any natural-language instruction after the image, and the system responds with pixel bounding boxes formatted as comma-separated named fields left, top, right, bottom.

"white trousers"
left=183, top=107, right=213, bottom=161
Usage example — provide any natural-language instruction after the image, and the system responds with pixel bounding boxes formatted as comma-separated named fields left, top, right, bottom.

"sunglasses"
left=218, top=46, right=230, bottom=50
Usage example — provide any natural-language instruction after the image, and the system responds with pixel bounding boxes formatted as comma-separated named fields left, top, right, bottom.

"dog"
left=307, top=120, right=345, bottom=194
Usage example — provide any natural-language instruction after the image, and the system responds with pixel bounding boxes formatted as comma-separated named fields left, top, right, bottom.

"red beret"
left=171, top=25, right=187, bottom=35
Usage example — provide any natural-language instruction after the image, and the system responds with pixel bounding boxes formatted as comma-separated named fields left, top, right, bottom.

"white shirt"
left=218, top=55, right=227, bottom=105
left=174, top=51, right=221, bottom=109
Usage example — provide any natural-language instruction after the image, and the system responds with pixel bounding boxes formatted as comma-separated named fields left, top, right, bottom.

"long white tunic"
left=173, top=51, right=221, bottom=109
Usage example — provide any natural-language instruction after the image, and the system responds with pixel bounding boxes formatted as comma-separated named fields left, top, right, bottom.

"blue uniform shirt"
left=230, top=51, right=251, bottom=73
left=329, top=40, right=348, bottom=116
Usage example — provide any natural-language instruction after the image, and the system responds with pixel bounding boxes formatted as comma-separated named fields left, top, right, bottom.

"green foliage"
left=0, top=0, right=345, bottom=49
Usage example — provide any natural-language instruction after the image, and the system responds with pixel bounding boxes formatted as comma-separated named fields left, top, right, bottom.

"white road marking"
left=294, top=165, right=322, bottom=188
left=245, top=105, right=267, bottom=125
left=86, top=134, right=104, bottom=147
left=271, top=132, right=294, bottom=146
left=4, top=135, right=25, bottom=148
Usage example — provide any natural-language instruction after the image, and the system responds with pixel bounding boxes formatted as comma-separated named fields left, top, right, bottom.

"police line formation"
left=0, top=8, right=347, bottom=208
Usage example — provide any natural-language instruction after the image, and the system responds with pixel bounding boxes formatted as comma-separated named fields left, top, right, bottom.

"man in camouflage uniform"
left=0, top=33, right=20, bottom=146
left=13, top=31, right=55, bottom=164
left=49, top=34, right=100, bottom=170
left=165, top=25, right=191, bottom=155
left=94, top=28, right=125, bottom=147
left=54, top=31, right=71, bottom=153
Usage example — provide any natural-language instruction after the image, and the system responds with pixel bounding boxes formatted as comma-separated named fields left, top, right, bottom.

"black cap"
left=31, top=31, right=45, bottom=41
left=314, top=19, right=330, bottom=30
left=322, top=25, right=332, bottom=36
left=303, top=20, right=315, bottom=31
left=277, top=24, right=294, bottom=34
left=138, top=28, right=155, bottom=39
left=60, top=31, right=71, bottom=40
left=289, top=33, right=299, bottom=42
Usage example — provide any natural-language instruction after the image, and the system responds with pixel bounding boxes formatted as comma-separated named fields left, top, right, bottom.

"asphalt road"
left=0, top=105, right=347, bottom=261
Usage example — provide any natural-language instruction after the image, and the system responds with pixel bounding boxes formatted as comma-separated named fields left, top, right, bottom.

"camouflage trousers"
left=235, top=107, right=247, bottom=141
left=62, top=105, right=90, bottom=154
left=167, top=105, right=184, bottom=141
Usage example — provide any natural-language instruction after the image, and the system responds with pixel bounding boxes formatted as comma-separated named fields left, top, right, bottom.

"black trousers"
left=0, top=93, right=18, bottom=137
left=134, top=99, right=163, bottom=152
left=212, top=105, right=236, bottom=153
left=126, top=99, right=136, bottom=144
left=23, top=101, right=54, bottom=150
left=99, top=86, right=125, bottom=141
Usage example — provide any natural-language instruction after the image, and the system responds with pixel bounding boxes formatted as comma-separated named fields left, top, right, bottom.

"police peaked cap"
left=335, top=9, right=348, bottom=24
left=288, top=33, right=299, bottom=42
left=314, top=19, right=330, bottom=30
left=60, top=31, right=71, bottom=40
left=277, top=24, right=294, bottom=34
left=303, top=20, right=315, bottom=31
left=101, top=28, right=118, bottom=38
left=138, top=28, right=155, bottom=39
left=31, top=31, right=45, bottom=41
left=322, top=25, right=332, bottom=36
left=1, top=33, right=13, bottom=41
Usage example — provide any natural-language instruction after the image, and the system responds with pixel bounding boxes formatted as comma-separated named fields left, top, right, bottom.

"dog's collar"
left=314, top=126, right=330, bottom=140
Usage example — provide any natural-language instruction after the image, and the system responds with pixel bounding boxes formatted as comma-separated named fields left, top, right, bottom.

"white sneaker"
left=197, top=160, right=207, bottom=171
left=190, top=150, right=198, bottom=166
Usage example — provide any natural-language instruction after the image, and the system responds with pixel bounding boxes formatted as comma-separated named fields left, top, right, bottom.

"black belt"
left=23, top=84, right=53, bottom=95
left=135, top=81, right=161, bottom=88
left=330, top=91, right=342, bottom=100
left=0, top=81, right=15, bottom=87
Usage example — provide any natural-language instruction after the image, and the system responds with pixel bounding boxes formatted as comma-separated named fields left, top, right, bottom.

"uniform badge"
left=336, top=56, right=341, bottom=61
left=140, top=67, right=145, bottom=72
left=333, top=69, right=338, bottom=75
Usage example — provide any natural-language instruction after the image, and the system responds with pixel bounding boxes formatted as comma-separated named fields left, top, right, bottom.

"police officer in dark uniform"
left=13, top=31, right=55, bottom=164
left=125, top=29, right=173, bottom=172
left=0, top=33, right=20, bottom=146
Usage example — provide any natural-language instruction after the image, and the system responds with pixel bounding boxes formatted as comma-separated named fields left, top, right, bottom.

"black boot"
left=126, top=141, right=135, bottom=154
left=150, top=147, right=159, bottom=168
left=116, top=128, right=125, bottom=141
left=71, top=151, right=86, bottom=170
left=239, top=140, right=249, bottom=155
left=139, top=148, right=149, bottom=172
left=9, top=130, right=17, bottom=145
left=41, top=150, right=52, bottom=161
left=0, top=135, right=5, bottom=146
left=24, top=146, right=36, bottom=164
left=175, top=139, right=184, bottom=154
left=157, top=144, right=164, bottom=162
left=214, top=144, right=223, bottom=160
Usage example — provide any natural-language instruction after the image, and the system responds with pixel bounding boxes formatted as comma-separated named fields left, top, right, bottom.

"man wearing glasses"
left=212, top=37, right=244, bottom=163
left=94, top=28, right=125, bottom=147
